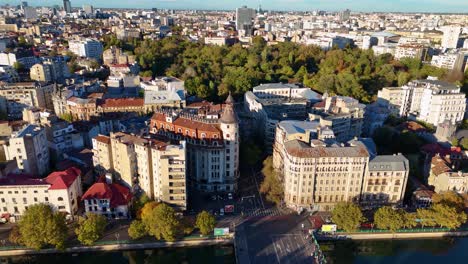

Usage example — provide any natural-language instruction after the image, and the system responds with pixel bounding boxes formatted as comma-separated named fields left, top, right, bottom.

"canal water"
left=322, top=237, right=468, bottom=264
left=2, top=237, right=468, bottom=263
left=0, top=245, right=236, bottom=264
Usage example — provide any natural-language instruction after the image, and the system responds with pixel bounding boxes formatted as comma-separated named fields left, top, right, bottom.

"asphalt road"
left=240, top=213, right=317, bottom=264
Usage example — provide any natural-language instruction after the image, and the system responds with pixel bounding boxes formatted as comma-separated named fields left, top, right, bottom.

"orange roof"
left=95, top=135, right=111, bottom=144
left=101, top=98, right=144, bottom=108
left=431, top=155, right=452, bottom=176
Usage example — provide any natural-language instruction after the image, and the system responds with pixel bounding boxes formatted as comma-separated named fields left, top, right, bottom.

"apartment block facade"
left=377, top=78, right=466, bottom=126
left=273, top=126, right=409, bottom=211
left=4, top=125, right=50, bottom=176
left=150, top=95, right=239, bottom=192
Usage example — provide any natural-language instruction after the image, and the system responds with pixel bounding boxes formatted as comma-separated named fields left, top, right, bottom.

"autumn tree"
left=432, top=191, right=465, bottom=212
left=195, top=211, right=216, bottom=236
left=75, top=213, right=107, bottom=246
left=374, top=207, right=405, bottom=232
left=432, top=204, right=467, bottom=229
left=259, top=156, right=284, bottom=205
left=17, top=204, right=68, bottom=250
left=128, top=220, right=147, bottom=240
left=145, top=203, right=181, bottom=241
left=331, top=202, right=366, bottom=232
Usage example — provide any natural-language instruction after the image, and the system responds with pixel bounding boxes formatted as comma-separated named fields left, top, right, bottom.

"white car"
left=220, top=208, right=224, bottom=216
left=228, top=193, right=233, bottom=200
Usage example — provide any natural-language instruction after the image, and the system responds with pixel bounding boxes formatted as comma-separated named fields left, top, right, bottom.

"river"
left=0, top=245, right=236, bottom=264
left=2, top=237, right=468, bottom=263
left=322, top=237, right=468, bottom=264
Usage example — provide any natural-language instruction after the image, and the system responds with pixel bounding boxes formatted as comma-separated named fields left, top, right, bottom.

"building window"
left=58, top=197, right=64, bottom=201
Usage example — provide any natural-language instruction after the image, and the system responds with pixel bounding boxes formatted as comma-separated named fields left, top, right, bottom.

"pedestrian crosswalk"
left=244, top=207, right=283, bottom=217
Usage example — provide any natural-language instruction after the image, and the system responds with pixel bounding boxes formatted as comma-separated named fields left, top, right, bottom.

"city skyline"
left=3, top=0, right=468, bottom=13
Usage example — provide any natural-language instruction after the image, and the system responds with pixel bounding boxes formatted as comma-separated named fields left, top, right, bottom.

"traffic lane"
left=271, top=234, right=315, bottom=264
left=244, top=215, right=312, bottom=264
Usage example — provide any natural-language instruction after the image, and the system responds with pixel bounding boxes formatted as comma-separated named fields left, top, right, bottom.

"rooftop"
left=279, top=120, right=319, bottom=135
left=284, top=139, right=369, bottom=159
left=368, top=154, right=409, bottom=172
left=82, top=180, right=132, bottom=208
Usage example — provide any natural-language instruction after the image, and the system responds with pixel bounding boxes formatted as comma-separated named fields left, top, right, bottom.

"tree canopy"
left=144, top=203, right=181, bottom=241
left=374, top=207, right=406, bottom=232
left=75, top=213, right=107, bottom=246
left=331, top=202, right=366, bottom=232
left=108, top=36, right=463, bottom=103
left=259, top=156, right=284, bottom=205
left=17, top=204, right=68, bottom=250
left=195, top=211, right=216, bottom=236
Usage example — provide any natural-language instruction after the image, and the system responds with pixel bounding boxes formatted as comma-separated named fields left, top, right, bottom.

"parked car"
left=220, top=208, right=224, bottom=216
left=228, top=193, right=233, bottom=200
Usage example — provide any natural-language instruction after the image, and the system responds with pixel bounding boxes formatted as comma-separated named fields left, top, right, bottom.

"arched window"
left=58, top=197, right=64, bottom=201
left=201, top=133, right=206, bottom=139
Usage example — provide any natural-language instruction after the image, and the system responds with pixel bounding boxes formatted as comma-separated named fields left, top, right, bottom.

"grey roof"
left=279, top=120, right=319, bottom=135
left=371, top=31, right=398, bottom=38
left=144, top=90, right=185, bottom=104
left=411, top=79, right=459, bottom=91
left=253, top=83, right=300, bottom=91
left=284, top=139, right=369, bottom=158
left=368, top=155, right=409, bottom=172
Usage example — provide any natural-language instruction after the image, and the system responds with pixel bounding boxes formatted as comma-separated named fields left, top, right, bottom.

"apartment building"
left=92, top=132, right=187, bottom=209
left=361, top=154, right=409, bottom=206
left=377, top=78, right=467, bottom=126
left=0, top=82, right=55, bottom=119
left=245, top=83, right=320, bottom=152
left=68, top=39, right=103, bottom=61
left=102, top=46, right=135, bottom=66
left=30, top=59, right=70, bottom=83
left=150, top=95, right=239, bottom=192
left=431, top=53, right=467, bottom=72
left=394, top=44, right=427, bottom=60
left=428, top=155, right=468, bottom=194
left=274, top=138, right=370, bottom=211
left=0, top=167, right=82, bottom=219
left=135, top=139, right=187, bottom=210
left=309, top=95, right=365, bottom=142
left=3, top=125, right=50, bottom=176
left=273, top=125, right=409, bottom=211
left=441, top=26, right=461, bottom=49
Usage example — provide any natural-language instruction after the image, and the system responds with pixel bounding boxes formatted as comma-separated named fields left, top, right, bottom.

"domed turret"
left=219, top=93, right=238, bottom=124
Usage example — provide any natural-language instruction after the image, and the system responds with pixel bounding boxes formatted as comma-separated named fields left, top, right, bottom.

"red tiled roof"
left=45, top=167, right=81, bottom=190
left=100, top=98, right=144, bottom=108
left=430, top=155, right=452, bottom=176
left=95, top=135, right=111, bottom=144
left=82, top=182, right=132, bottom=207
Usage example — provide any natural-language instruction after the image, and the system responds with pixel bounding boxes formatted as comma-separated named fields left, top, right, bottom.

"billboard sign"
left=214, top=228, right=229, bottom=236
left=321, top=224, right=337, bottom=233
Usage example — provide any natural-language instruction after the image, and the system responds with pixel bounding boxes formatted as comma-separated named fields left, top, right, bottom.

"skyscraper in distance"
left=63, top=0, right=72, bottom=13
left=236, top=6, right=255, bottom=36
left=441, top=26, right=461, bottom=49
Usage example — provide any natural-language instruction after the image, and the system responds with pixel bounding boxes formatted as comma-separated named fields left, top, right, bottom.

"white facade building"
left=377, top=78, right=466, bottom=126
left=68, top=39, right=103, bottom=60
left=441, top=26, right=461, bottom=49
left=0, top=167, right=82, bottom=219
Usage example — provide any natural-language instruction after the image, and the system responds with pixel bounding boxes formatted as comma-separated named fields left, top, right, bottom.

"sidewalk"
left=0, top=236, right=233, bottom=257
left=318, top=230, right=468, bottom=241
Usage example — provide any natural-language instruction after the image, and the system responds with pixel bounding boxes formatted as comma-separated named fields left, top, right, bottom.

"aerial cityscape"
left=0, top=0, right=467, bottom=263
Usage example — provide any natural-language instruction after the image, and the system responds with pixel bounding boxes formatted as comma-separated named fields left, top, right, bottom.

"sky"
left=4, top=0, right=468, bottom=13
